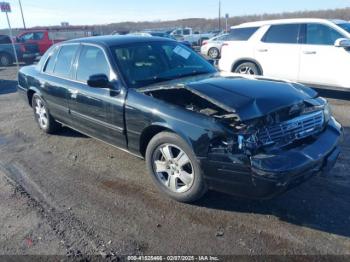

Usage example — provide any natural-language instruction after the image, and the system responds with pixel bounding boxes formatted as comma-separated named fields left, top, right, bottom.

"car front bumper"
left=200, top=45, right=209, bottom=56
left=202, top=117, right=343, bottom=199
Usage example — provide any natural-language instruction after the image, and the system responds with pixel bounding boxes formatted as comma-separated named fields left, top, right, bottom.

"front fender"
left=125, top=89, right=227, bottom=157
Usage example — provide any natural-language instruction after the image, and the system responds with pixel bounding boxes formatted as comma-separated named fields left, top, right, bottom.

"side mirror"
left=109, top=80, right=122, bottom=96
left=87, top=74, right=109, bottom=88
left=334, top=38, right=350, bottom=48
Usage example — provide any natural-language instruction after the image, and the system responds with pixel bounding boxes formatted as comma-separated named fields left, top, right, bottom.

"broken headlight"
left=323, top=102, right=331, bottom=124
left=237, top=133, right=260, bottom=155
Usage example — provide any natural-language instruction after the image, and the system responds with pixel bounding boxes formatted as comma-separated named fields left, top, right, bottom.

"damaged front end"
left=140, top=80, right=342, bottom=199
left=205, top=98, right=342, bottom=199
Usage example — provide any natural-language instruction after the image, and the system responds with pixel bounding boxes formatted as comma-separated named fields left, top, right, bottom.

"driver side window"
left=76, top=45, right=111, bottom=82
left=306, top=24, right=343, bottom=45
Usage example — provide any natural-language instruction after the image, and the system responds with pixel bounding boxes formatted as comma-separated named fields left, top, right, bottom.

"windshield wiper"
left=134, top=76, right=174, bottom=85
left=178, top=71, right=211, bottom=78
left=134, top=71, right=212, bottom=85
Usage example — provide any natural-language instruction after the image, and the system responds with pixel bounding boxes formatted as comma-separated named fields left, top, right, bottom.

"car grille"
left=257, top=110, right=324, bottom=146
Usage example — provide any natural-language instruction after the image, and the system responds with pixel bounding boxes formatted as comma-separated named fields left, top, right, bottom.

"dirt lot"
left=0, top=66, right=350, bottom=258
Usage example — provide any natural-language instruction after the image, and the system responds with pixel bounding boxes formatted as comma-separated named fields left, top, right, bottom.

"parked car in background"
left=128, top=31, right=193, bottom=49
left=0, top=34, right=39, bottom=66
left=201, top=33, right=231, bottom=59
left=17, top=36, right=342, bottom=202
left=219, top=19, right=350, bottom=89
left=170, top=27, right=214, bottom=46
left=16, top=28, right=93, bottom=55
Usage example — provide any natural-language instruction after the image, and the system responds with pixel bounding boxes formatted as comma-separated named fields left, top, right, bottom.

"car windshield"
left=111, top=41, right=216, bottom=88
left=337, top=23, right=350, bottom=34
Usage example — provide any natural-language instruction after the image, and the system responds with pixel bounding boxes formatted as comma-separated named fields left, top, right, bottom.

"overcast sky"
left=1, top=0, right=349, bottom=29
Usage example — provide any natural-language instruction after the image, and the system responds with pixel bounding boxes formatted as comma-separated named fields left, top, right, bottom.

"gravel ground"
left=0, top=66, right=350, bottom=258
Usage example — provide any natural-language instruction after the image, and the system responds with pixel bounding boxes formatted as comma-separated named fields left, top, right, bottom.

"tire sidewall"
left=0, top=53, right=12, bottom=67
left=146, top=132, right=207, bottom=203
left=235, top=62, right=260, bottom=75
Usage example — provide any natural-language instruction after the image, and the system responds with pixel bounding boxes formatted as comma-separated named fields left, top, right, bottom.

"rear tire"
left=208, top=47, right=220, bottom=59
left=234, top=62, right=260, bottom=75
left=32, top=94, right=61, bottom=134
left=146, top=132, right=207, bottom=203
left=0, top=53, right=13, bottom=67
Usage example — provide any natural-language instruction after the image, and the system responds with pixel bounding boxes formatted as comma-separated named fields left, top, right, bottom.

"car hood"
left=141, top=73, right=318, bottom=121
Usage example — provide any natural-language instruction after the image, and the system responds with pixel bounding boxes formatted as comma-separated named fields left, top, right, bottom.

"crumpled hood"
left=185, top=75, right=318, bottom=121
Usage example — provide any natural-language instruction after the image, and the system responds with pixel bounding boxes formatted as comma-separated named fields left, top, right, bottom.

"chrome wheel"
left=152, top=144, right=194, bottom=193
left=34, top=98, right=48, bottom=129
left=238, top=66, right=256, bottom=75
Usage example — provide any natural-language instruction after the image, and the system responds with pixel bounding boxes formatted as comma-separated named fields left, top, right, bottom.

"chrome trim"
left=258, top=110, right=324, bottom=146
left=41, top=42, right=117, bottom=84
left=70, top=110, right=124, bottom=133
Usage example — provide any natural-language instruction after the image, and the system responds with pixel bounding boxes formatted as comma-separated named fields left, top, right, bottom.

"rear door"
left=39, top=44, right=79, bottom=125
left=254, top=24, right=302, bottom=81
left=298, top=23, right=350, bottom=87
left=68, top=44, right=127, bottom=148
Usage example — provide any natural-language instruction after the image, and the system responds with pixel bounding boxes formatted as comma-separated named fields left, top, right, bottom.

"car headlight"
left=323, top=102, right=331, bottom=123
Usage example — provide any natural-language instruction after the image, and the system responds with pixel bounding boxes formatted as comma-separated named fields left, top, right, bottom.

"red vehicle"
left=16, top=28, right=93, bottom=55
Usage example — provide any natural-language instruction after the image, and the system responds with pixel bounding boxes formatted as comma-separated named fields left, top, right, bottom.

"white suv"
left=219, top=19, right=350, bottom=88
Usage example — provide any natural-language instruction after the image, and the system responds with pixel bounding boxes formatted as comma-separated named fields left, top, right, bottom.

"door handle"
left=68, top=89, right=79, bottom=99
left=303, top=51, right=317, bottom=55
left=258, top=49, right=268, bottom=52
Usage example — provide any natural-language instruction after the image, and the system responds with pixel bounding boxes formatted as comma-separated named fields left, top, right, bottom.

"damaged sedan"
left=17, top=36, right=343, bottom=202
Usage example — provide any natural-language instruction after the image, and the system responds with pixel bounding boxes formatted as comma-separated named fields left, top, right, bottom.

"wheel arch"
left=139, top=123, right=195, bottom=158
left=232, top=58, right=263, bottom=75
left=27, top=87, right=42, bottom=107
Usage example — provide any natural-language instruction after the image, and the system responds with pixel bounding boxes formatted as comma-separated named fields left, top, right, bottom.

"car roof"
left=232, top=18, right=349, bottom=29
left=65, top=35, right=174, bottom=47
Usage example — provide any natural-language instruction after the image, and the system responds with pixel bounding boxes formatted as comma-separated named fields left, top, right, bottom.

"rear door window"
left=262, top=24, right=301, bottom=44
left=305, top=23, right=344, bottom=45
left=43, top=47, right=59, bottom=74
left=228, top=27, right=259, bottom=41
left=53, top=45, right=79, bottom=78
left=19, top=32, right=44, bottom=42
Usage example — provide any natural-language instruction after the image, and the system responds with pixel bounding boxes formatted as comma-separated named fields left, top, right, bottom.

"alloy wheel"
left=34, top=98, right=48, bottom=129
left=152, top=143, right=195, bottom=193
left=208, top=48, right=219, bottom=59
left=238, top=66, right=256, bottom=75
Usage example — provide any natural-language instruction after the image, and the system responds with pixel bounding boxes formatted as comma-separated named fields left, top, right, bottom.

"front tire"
left=32, top=94, right=60, bottom=134
left=146, top=132, right=207, bottom=203
left=234, top=62, right=260, bottom=75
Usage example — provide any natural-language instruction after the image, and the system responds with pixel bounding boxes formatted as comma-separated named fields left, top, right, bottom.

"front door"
left=299, top=23, right=350, bottom=88
left=68, top=45, right=127, bottom=148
